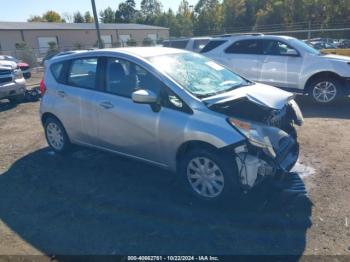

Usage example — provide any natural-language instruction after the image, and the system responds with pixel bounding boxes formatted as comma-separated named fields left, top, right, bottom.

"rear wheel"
left=178, top=147, right=241, bottom=203
left=309, top=77, right=341, bottom=104
left=44, top=117, right=71, bottom=153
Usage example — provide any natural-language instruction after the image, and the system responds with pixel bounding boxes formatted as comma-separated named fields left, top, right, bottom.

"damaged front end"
left=209, top=93, right=304, bottom=190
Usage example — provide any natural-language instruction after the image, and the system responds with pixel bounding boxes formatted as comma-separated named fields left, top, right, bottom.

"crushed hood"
left=203, top=83, right=294, bottom=110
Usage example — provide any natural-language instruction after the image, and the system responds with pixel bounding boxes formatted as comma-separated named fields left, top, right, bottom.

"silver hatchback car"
left=40, top=47, right=304, bottom=202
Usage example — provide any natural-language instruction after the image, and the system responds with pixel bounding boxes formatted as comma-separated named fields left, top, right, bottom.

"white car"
left=202, top=34, right=350, bottom=104
left=163, top=37, right=212, bottom=53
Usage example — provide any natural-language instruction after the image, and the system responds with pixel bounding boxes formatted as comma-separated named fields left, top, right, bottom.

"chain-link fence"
left=0, top=39, right=163, bottom=68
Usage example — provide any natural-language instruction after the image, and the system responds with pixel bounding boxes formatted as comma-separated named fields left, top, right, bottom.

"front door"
left=259, top=39, right=302, bottom=89
left=96, top=57, right=163, bottom=165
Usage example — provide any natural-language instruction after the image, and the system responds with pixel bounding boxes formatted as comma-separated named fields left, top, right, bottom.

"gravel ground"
left=0, top=76, right=349, bottom=258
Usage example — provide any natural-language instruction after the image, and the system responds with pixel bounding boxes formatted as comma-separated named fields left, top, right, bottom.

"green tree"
left=14, top=42, right=37, bottom=67
left=127, top=38, right=138, bottom=46
left=27, top=15, right=44, bottom=22
left=84, top=11, right=94, bottom=23
left=140, top=0, right=162, bottom=24
left=222, top=0, right=247, bottom=31
left=194, top=0, right=223, bottom=35
left=143, top=37, right=154, bottom=46
left=73, top=11, right=84, bottom=23
left=100, top=7, right=116, bottom=23
left=178, top=0, right=193, bottom=19
left=115, top=0, right=137, bottom=23
left=42, top=10, right=64, bottom=22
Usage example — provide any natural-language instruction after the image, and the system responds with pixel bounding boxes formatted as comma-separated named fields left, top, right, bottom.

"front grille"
left=0, top=77, right=13, bottom=84
left=0, top=69, right=13, bottom=84
left=0, top=69, right=11, bottom=76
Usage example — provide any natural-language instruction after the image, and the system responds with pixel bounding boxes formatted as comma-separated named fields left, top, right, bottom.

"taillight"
left=39, top=79, right=47, bottom=96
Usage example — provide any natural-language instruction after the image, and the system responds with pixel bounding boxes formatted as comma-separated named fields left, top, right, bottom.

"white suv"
left=202, top=34, right=350, bottom=104
left=0, top=60, right=26, bottom=103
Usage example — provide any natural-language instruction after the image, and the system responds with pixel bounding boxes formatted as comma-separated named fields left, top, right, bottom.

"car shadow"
left=0, top=147, right=312, bottom=257
left=0, top=100, right=17, bottom=112
left=296, top=96, right=350, bottom=119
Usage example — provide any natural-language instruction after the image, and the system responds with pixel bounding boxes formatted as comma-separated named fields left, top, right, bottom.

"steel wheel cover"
left=46, top=122, right=64, bottom=151
left=187, top=157, right=225, bottom=198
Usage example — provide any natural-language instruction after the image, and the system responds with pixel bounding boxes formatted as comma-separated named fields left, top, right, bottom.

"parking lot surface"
left=0, top=89, right=349, bottom=256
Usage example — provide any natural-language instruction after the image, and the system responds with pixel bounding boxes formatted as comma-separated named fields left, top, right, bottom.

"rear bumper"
left=0, top=80, right=26, bottom=99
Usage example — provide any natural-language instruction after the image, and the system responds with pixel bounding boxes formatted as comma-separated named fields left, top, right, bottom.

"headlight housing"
left=228, top=117, right=276, bottom=158
left=13, top=69, right=23, bottom=80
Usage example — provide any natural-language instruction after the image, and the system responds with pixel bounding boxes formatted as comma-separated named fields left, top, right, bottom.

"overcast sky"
left=2, top=0, right=198, bottom=22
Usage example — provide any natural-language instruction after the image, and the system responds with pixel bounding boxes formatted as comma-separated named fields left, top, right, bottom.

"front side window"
left=263, top=40, right=298, bottom=56
left=225, top=39, right=262, bottom=54
left=105, top=57, right=161, bottom=98
left=68, top=58, right=98, bottom=89
left=148, top=52, right=250, bottom=98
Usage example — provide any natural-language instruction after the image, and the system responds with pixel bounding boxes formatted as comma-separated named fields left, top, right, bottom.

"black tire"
left=178, top=147, right=241, bottom=203
left=9, top=94, right=24, bottom=104
left=44, top=117, right=71, bottom=154
left=309, top=77, right=341, bottom=105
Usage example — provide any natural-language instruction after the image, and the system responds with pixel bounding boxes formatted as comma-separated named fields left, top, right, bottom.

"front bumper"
left=0, top=79, right=26, bottom=100
left=235, top=137, right=299, bottom=190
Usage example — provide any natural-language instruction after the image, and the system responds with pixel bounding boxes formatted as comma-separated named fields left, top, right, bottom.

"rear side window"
left=169, top=40, right=189, bottom=49
left=67, top=58, right=98, bottom=89
left=200, top=40, right=227, bottom=53
left=193, top=39, right=210, bottom=52
left=225, top=39, right=262, bottom=54
left=50, top=62, right=64, bottom=83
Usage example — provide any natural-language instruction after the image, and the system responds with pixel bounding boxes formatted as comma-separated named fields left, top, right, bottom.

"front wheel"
left=178, top=148, right=241, bottom=203
left=310, top=78, right=340, bottom=104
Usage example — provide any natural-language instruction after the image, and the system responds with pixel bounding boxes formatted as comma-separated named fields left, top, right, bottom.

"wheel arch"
left=304, top=71, right=346, bottom=93
left=41, top=112, right=62, bottom=126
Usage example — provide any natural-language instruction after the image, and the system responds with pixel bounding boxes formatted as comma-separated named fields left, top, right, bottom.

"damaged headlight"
left=228, top=117, right=276, bottom=158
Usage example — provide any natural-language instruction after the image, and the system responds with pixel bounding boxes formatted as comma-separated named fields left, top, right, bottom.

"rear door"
left=52, top=57, right=102, bottom=145
left=219, top=39, right=263, bottom=81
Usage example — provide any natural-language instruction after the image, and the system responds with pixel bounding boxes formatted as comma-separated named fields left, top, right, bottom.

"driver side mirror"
left=132, top=89, right=158, bottom=104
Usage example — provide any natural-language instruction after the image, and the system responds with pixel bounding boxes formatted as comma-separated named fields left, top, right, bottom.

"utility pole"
left=91, top=0, right=103, bottom=49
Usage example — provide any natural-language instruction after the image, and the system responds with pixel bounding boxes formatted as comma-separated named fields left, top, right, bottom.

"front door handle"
left=57, top=90, right=66, bottom=97
left=99, top=101, right=114, bottom=109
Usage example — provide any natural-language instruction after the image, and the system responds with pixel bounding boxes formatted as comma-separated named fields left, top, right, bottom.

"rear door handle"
left=57, top=90, right=66, bottom=97
left=99, top=101, right=114, bottom=109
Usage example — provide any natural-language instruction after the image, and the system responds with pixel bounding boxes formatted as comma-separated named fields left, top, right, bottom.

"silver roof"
left=0, top=21, right=168, bottom=31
